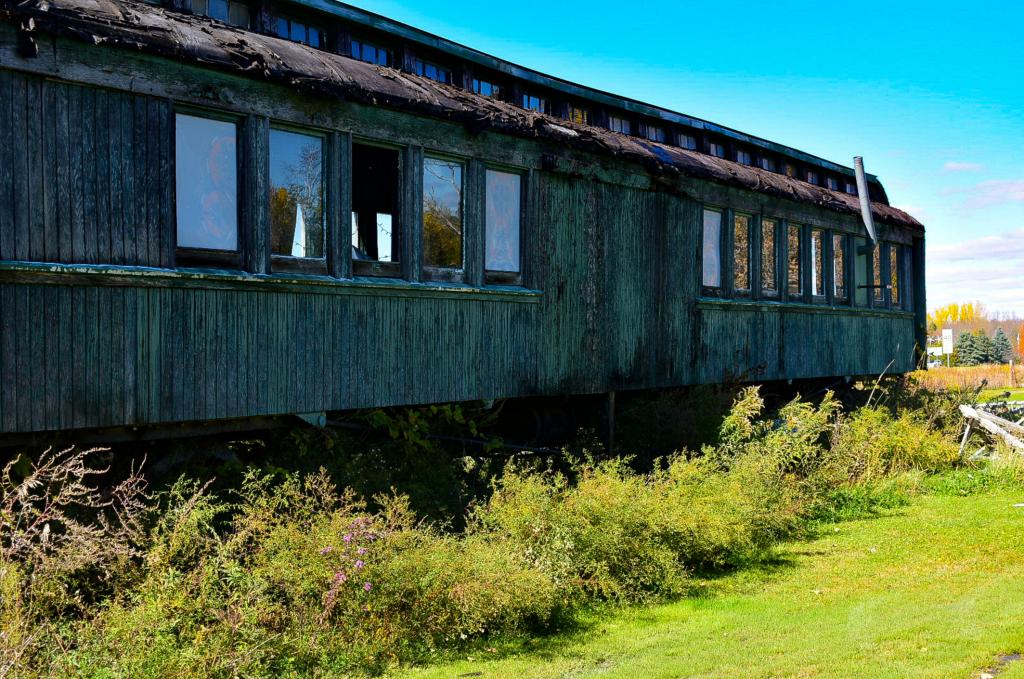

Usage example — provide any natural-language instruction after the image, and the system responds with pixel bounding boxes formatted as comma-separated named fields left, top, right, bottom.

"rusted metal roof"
left=2, top=0, right=923, bottom=230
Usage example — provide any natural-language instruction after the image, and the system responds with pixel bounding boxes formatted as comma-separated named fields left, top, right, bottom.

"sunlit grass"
left=914, top=365, right=1023, bottom=392
left=395, top=491, right=1024, bottom=679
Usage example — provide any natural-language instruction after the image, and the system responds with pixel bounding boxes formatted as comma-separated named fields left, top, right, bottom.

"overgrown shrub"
left=829, top=407, right=959, bottom=481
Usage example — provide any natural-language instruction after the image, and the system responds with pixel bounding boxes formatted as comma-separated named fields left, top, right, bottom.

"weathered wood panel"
left=0, top=71, right=172, bottom=266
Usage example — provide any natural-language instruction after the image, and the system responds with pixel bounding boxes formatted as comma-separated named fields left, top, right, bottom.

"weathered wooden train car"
left=0, top=0, right=926, bottom=439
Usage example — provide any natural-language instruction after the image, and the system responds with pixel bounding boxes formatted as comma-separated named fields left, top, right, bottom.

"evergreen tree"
left=954, top=331, right=983, bottom=366
left=973, top=330, right=994, bottom=365
left=992, top=328, right=1012, bottom=364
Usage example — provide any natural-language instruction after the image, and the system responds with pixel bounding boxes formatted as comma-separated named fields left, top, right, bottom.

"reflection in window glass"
left=833, top=233, right=847, bottom=300
left=811, top=229, right=824, bottom=296
left=472, top=79, right=501, bottom=98
left=352, top=39, right=390, bottom=66
left=736, top=150, right=752, bottom=165
left=761, top=218, right=777, bottom=293
left=644, top=125, right=666, bottom=143
left=757, top=157, right=774, bottom=172
left=414, top=59, right=452, bottom=83
left=806, top=170, right=818, bottom=185
left=826, top=177, right=839, bottom=191
left=351, top=144, right=400, bottom=265
left=702, top=209, right=722, bottom=288
left=568, top=106, right=589, bottom=125
left=872, top=244, right=883, bottom=302
left=608, top=115, right=631, bottom=135
left=269, top=129, right=324, bottom=259
left=890, top=245, right=900, bottom=307
left=854, top=237, right=869, bottom=306
left=423, top=158, right=463, bottom=269
left=788, top=224, right=802, bottom=296
left=708, top=142, right=725, bottom=158
left=175, top=113, right=237, bottom=251
left=734, top=214, right=751, bottom=292
left=679, top=133, right=697, bottom=150
left=522, top=94, right=549, bottom=113
left=485, top=170, right=521, bottom=273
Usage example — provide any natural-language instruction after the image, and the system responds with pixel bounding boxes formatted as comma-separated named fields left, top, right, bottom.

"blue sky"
left=348, top=0, right=1024, bottom=316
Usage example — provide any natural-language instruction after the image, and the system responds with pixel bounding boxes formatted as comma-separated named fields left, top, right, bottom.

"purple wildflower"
left=319, top=546, right=333, bottom=556
left=354, top=560, right=365, bottom=570
left=343, top=533, right=353, bottom=544
left=334, top=571, right=348, bottom=584
left=357, top=547, right=367, bottom=555
left=363, top=582, right=372, bottom=592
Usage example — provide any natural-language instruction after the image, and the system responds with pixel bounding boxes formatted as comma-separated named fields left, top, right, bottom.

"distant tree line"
left=952, top=328, right=1015, bottom=366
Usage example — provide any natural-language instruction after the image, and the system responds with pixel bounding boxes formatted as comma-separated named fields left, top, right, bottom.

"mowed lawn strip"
left=395, top=491, right=1024, bottom=679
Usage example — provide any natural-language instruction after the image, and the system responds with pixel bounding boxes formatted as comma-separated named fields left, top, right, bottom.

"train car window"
left=736, top=150, right=752, bottom=165
left=522, top=94, right=550, bottom=114
left=872, top=244, right=883, bottom=303
left=761, top=218, right=777, bottom=295
left=191, top=0, right=250, bottom=27
left=472, top=79, right=502, bottom=98
left=568, top=105, right=589, bottom=125
left=806, top=170, right=819, bottom=185
left=175, top=113, right=238, bottom=253
left=269, top=129, right=325, bottom=270
left=351, top=143, right=401, bottom=275
left=352, top=39, right=391, bottom=66
left=889, top=244, right=900, bottom=308
left=413, top=59, right=452, bottom=84
left=733, top=213, right=751, bottom=294
left=845, top=182, right=857, bottom=195
left=485, top=170, right=522, bottom=279
left=275, top=16, right=321, bottom=48
left=644, top=125, right=666, bottom=143
left=833, top=233, right=848, bottom=301
left=784, top=163, right=796, bottom=178
left=811, top=229, right=825, bottom=297
left=608, top=115, right=632, bottom=135
left=854, top=237, right=869, bottom=306
left=787, top=223, right=802, bottom=297
left=679, top=133, right=698, bottom=151
left=708, top=142, right=725, bottom=158
left=701, top=209, right=722, bottom=289
left=757, top=157, right=775, bottom=172
left=423, top=157, right=464, bottom=273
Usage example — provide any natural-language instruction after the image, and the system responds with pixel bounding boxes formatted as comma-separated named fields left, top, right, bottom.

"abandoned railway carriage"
left=0, top=0, right=926, bottom=439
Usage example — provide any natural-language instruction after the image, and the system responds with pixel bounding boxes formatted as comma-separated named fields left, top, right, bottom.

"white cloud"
left=943, top=179, right=1024, bottom=208
left=927, top=228, right=1024, bottom=315
left=942, top=161, right=983, bottom=173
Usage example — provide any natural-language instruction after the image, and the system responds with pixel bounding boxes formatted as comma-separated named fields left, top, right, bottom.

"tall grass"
left=912, top=364, right=1022, bottom=392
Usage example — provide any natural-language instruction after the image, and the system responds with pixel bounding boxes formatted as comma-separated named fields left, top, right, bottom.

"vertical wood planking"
left=11, top=73, right=29, bottom=261
left=0, top=72, right=13, bottom=260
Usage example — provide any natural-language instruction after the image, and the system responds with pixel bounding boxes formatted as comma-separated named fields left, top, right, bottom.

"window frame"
left=785, top=221, right=804, bottom=301
left=760, top=216, right=780, bottom=299
left=351, top=38, right=392, bottom=67
left=421, top=152, right=467, bottom=283
left=350, top=137, right=404, bottom=279
left=809, top=227, right=826, bottom=302
left=732, top=211, right=753, bottom=297
left=608, top=114, right=632, bottom=135
left=701, top=206, right=726, bottom=297
left=832, top=231, right=850, bottom=305
left=267, top=124, right=329, bottom=275
left=173, top=107, right=244, bottom=270
left=483, top=163, right=527, bottom=286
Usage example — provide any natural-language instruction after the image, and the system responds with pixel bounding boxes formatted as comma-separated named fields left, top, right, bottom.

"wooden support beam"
left=960, top=406, right=1024, bottom=452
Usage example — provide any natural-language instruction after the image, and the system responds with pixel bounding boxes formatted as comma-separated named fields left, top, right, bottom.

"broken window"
left=761, top=218, right=777, bottom=294
left=275, top=16, right=321, bottom=47
left=423, top=157, right=464, bottom=271
left=889, top=244, right=900, bottom=308
left=485, top=170, right=521, bottom=275
left=472, top=79, right=501, bottom=98
left=413, top=59, right=452, bottom=84
left=644, top=124, right=666, bottom=143
left=787, top=223, right=802, bottom=297
left=734, top=213, right=751, bottom=293
left=568, top=105, right=589, bottom=125
left=522, top=94, right=550, bottom=114
left=175, top=113, right=238, bottom=252
left=708, top=142, right=725, bottom=158
left=351, top=143, right=400, bottom=273
left=608, top=115, right=631, bottom=135
left=854, top=237, right=869, bottom=306
left=679, top=133, right=697, bottom=151
left=352, top=39, right=391, bottom=66
left=192, top=0, right=250, bottom=27
left=702, top=209, right=722, bottom=289
left=811, top=229, right=824, bottom=296
left=872, top=243, right=883, bottom=302
left=833, top=233, right=847, bottom=301
left=269, top=129, right=324, bottom=266
left=736, top=150, right=752, bottom=165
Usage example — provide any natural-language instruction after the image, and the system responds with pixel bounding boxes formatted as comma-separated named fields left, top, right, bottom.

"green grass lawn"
left=979, top=388, right=1024, bottom=403
left=395, top=491, right=1024, bottom=679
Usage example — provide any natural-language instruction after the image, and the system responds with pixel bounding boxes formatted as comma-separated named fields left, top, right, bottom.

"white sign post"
left=942, top=328, right=954, bottom=367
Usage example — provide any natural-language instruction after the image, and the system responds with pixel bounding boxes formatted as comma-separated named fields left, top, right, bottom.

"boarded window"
left=854, top=237, right=869, bottom=306
left=787, top=223, right=802, bottom=296
left=472, top=79, right=501, bottom=98
left=351, top=144, right=400, bottom=265
left=679, top=133, right=697, bottom=150
left=423, top=158, right=463, bottom=270
left=485, top=170, right=521, bottom=273
left=702, top=209, right=722, bottom=288
left=872, top=244, right=883, bottom=302
left=734, top=213, right=751, bottom=292
left=414, top=59, right=452, bottom=84
left=269, top=129, right=324, bottom=260
left=833, top=233, right=847, bottom=300
left=522, top=94, right=550, bottom=113
left=175, top=113, right=238, bottom=251
left=708, top=142, right=725, bottom=158
left=568, top=106, right=589, bottom=125
left=608, top=115, right=631, bottom=135
left=811, top=229, right=824, bottom=296
left=352, top=39, right=390, bottom=66
left=889, top=244, right=900, bottom=307
left=761, top=218, right=777, bottom=293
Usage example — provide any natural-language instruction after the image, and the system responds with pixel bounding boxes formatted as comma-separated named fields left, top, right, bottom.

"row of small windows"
left=174, top=112, right=523, bottom=282
left=181, top=0, right=862, bottom=197
left=701, top=208, right=908, bottom=310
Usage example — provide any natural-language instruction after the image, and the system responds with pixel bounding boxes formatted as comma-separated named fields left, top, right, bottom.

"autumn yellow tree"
left=928, top=301, right=987, bottom=333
